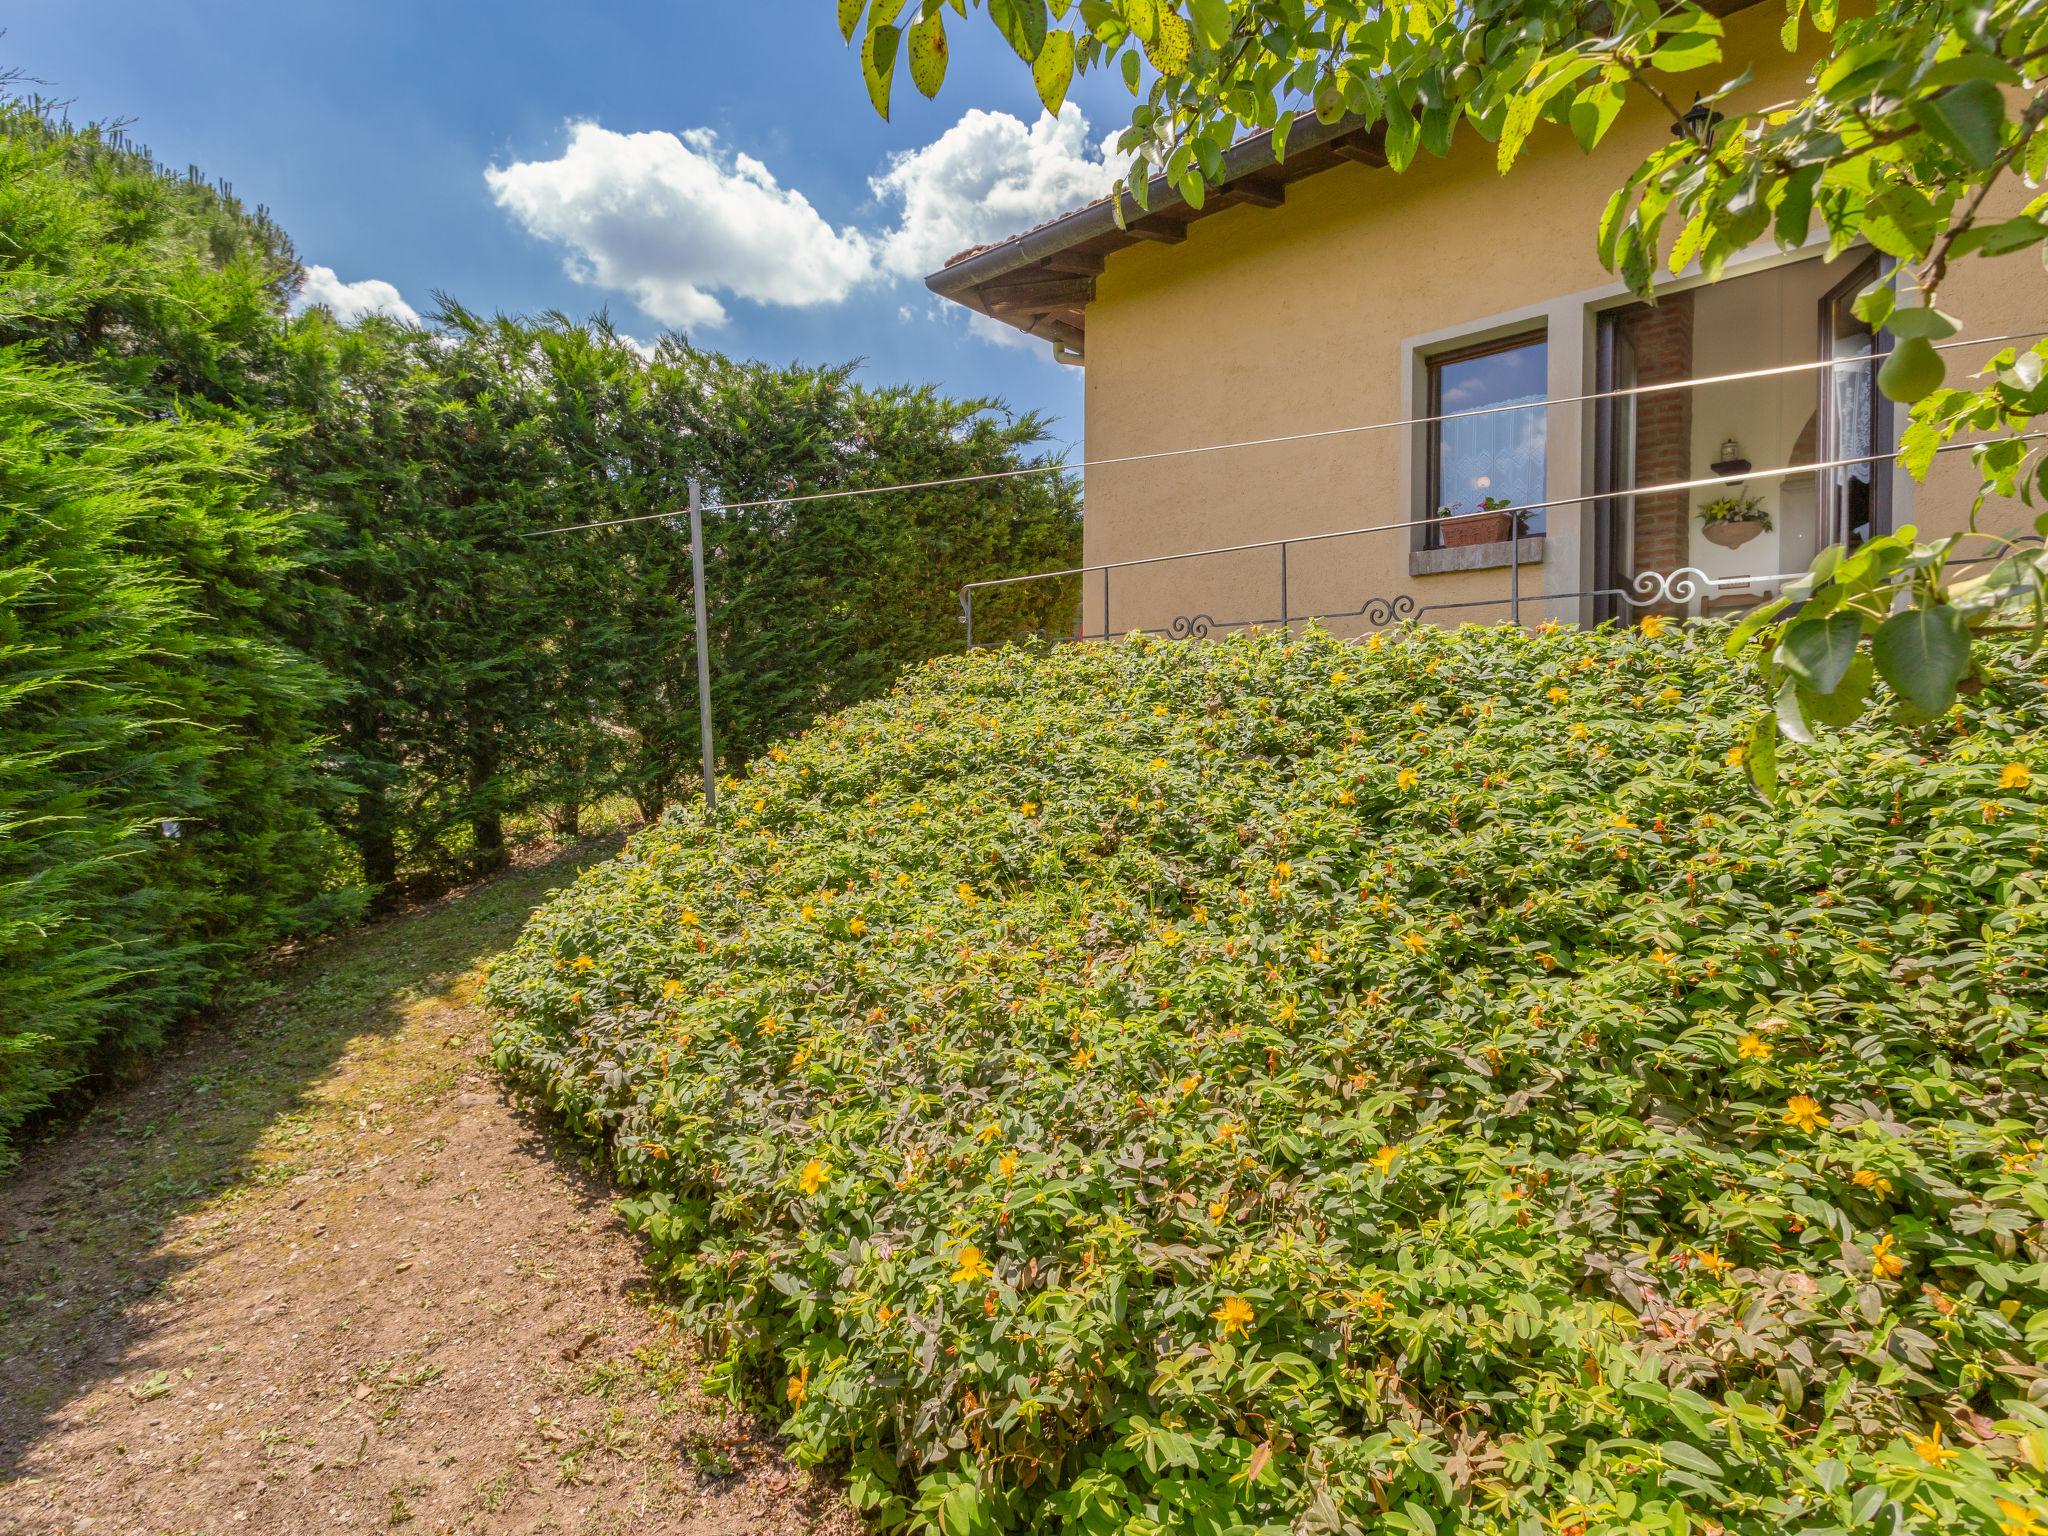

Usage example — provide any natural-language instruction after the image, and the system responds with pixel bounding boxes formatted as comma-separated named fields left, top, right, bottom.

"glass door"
left=1817, top=258, right=1893, bottom=551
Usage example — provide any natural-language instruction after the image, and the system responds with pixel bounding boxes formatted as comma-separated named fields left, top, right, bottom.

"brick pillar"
left=1623, top=294, right=1694, bottom=590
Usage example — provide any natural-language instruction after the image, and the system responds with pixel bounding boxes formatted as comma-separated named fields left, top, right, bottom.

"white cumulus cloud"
left=294, top=265, right=421, bottom=326
left=869, top=104, right=1129, bottom=279
left=485, top=122, right=875, bottom=330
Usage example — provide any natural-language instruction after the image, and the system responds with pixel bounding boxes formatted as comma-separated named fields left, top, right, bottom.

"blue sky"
left=7, top=1, right=1138, bottom=459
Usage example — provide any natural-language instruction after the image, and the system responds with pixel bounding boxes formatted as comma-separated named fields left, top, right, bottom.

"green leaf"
left=989, top=0, right=1049, bottom=62
left=1799, top=653, right=1874, bottom=727
left=863, top=23, right=901, bottom=119
left=1773, top=164, right=1820, bottom=246
left=1185, top=0, right=1231, bottom=48
left=1884, top=306, right=1960, bottom=341
left=1568, top=83, right=1626, bottom=154
left=1778, top=612, right=1864, bottom=694
left=1776, top=678, right=1814, bottom=745
left=1850, top=279, right=1896, bottom=329
left=1032, top=30, right=1075, bottom=113
left=1911, top=78, right=2006, bottom=169
left=1383, top=101, right=1419, bottom=172
left=1747, top=712, right=1781, bottom=799
left=838, top=0, right=868, bottom=43
left=907, top=9, right=950, bottom=99
left=1650, top=32, right=1722, bottom=71
left=1871, top=604, right=1970, bottom=714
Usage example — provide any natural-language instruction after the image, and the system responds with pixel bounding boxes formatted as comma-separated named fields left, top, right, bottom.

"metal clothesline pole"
left=687, top=478, right=717, bottom=818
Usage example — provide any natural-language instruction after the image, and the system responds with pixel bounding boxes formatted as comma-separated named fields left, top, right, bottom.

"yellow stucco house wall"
left=930, top=3, right=2048, bottom=640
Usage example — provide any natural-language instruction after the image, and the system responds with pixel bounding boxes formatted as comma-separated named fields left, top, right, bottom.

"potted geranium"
left=1697, top=492, right=1772, bottom=549
left=1440, top=495, right=1521, bottom=548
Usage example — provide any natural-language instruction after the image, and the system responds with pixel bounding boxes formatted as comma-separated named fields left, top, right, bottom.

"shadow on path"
left=0, top=839, right=614, bottom=1470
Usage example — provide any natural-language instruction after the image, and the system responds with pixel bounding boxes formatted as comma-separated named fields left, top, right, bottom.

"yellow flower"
left=895, top=872, right=912, bottom=886
left=1402, top=932, right=1426, bottom=954
left=800, top=904, right=816, bottom=921
left=679, top=909, right=700, bottom=927
left=1606, top=813, right=1634, bottom=829
left=975, top=1122, right=1002, bottom=1144
left=1020, top=800, right=1039, bottom=816
left=1872, top=1233, right=1905, bottom=1279
left=1736, top=1033, right=1771, bottom=1061
left=1783, top=1094, right=1829, bottom=1134
left=2002, top=762, right=2033, bottom=790
left=1215, top=1119, right=1244, bottom=1144
left=662, top=978, right=684, bottom=1000
left=1547, top=686, right=1569, bottom=703
left=1997, top=1498, right=2048, bottom=1536
left=1149, top=757, right=1169, bottom=772
left=1372, top=1144, right=1401, bottom=1173
left=571, top=954, right=595, bottom=972
left=950, top=1245, right=994, bottom=1286
left=910, top=800, right=928, bottom=815
left=1659, top=687, right=1682, bottom=703
left=957, top=882, right=978, bottom=906
left=1275, top=998, right=1298, bottom=1025
left=1330, top=670, right=1350, bottom=684
left=1569, top=722, right=1590, bottom=741
left=997, top=1150, right=1019, bottom=1181
left=798, top=1157, right=829, bottom=1196
left=1071, top=1045, right=1095, bottom=1069
left=1396, top=767, right=1419, bottom=791
left=1724, top=744, right=1746, bottom=768
left=1692, top=1247, right=1731, bottom=1278
left=1178, top=1072, right=1201, bottom=1096
left=1208, top=1193, right=1229, bottom=1222
left=1910, top=1422, right=1959, bottom=1467
left=758, top=1015, right=784, bottom=1036
left=786, top=1365, right=809, bottom=1407
left=1336, top=788, right=1356, bottom=806
left=1640, top=614, right=1667, bottom=639
left=1159, top=926, right=1182, bottom=947
left=848, top=916, right=867, bottom=936
left=1153, top=703, right=1169, bottom=716
left=1852, top=1168, right=1894, bottom=1199
left=1211, top=1295, right=1255, bottom=1337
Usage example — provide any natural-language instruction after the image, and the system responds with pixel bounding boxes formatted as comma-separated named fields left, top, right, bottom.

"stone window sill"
left=1409, top=535, right=1545, bottom=578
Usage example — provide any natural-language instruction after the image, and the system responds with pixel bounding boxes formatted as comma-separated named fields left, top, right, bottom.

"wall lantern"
left=1671, top=94, right=1723, bottom=149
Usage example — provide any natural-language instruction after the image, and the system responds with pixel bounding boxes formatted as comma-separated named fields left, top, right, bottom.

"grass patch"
left=485, top=626, right=2048, bottom=1535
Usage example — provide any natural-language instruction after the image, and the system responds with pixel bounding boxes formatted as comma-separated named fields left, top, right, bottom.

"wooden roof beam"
left=1219, top=178, right=1285, bottom=209
left=1122, top=218, right=1188, bottom=244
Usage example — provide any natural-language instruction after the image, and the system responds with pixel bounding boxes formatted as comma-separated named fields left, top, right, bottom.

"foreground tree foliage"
left=0, top=98, right=1079, bottom=1161
left=487, top=623, right=2048, bottom=1536
left=842, top=0, right=2048, bottom=759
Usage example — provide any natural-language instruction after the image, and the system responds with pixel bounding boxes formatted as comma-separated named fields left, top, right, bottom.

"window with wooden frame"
left=1425, top=331, right=1549, bottom=549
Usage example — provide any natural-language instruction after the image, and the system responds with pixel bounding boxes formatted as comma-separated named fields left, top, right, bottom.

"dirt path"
left=0, top=844, right=854, bottom=1536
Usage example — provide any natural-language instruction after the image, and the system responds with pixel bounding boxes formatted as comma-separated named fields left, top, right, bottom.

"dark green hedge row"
left=0, top=101, right=1079, bottom=1162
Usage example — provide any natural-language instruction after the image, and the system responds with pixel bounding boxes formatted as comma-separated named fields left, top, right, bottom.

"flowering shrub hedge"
left=483, top=624, right=2048, bottom=1536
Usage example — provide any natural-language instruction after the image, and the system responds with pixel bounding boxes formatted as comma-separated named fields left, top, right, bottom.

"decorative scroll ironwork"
left=1167, top=613, right=1224, bottom=639
left=1352, top=593, right=1419, bottom=627
left=1621, top=566, right=1797, bottom=609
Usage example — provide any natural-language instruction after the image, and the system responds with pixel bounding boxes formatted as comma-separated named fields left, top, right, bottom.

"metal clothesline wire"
left=523, top=327, right=2046, bottom=538
left=957, top=432, right=2048, bottom=595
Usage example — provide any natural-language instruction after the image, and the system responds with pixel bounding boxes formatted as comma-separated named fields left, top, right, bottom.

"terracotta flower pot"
left=1442, top=510, right=1517, bottom=547
left=1701, top=519, right=1765, bottom=549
